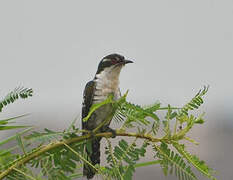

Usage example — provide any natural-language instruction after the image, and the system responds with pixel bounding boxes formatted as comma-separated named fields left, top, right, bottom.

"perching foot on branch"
left=103, top=127, right=116, bottom=138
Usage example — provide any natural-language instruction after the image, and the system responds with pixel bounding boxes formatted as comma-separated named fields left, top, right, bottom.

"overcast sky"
left=0, top=1, right=233, bottom=179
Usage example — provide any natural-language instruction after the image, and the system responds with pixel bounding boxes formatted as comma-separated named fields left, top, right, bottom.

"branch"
left=0, top=130, right=163, bottom=179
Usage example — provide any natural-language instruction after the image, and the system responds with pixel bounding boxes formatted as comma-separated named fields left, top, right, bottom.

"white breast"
left=93, top=66, right=122, bottom=103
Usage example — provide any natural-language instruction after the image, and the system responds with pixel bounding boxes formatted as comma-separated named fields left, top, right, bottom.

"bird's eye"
left=111, top=59, right=118, bottom=64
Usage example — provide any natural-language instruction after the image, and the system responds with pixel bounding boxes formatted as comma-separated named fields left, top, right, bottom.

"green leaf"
left=0, top=114, right=30, bottom=131
left=83, top=94, right=114, bottom=122
left=68, top=173, right=83, bottom=179
left=67, top=115, right=79, bottom=133
left=0, top=146, right=18, bottom=157
left=173, top=143, right=217, bottom=180
left=0, top=127, right=33, bottom=146
left=154, top=142, right=197, bottom=180
left=16, top=134, right=27, bottom=155
left=143, top=102, right=161, bottom=113
left=0, top=114, right=29, bottom=124
left=0, top=125, right=30, bottom=131
left=134, top=160, right=160, bottom=168
left=116, top=101, right=158, bottom=128
left=123, top=164, right=135, bottom=180
left=24, top=129, right=63, bottom=143
left=178, top=86, right=209, bottom=118
left=0, top=87, right=33, bottom=112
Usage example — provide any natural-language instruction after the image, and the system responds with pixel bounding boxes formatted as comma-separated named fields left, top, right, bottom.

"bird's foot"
left=85, top=130, right=95, bottom=138
left=105, top=127, right=116, bottom=138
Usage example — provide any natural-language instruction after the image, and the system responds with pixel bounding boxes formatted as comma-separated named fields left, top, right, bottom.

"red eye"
left=112, top=59, right=118, bottom=64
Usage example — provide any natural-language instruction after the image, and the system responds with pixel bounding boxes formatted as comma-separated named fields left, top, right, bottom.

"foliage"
left=0, top=87, right=33, bottom=113
left=154, top=142, right=197, bottom=180
left=0, top=86, right=218, bottom=180
left=104, top=139, right=148, bottom=180
left=0, top=87, right=32, bottom=131
left=0, top=115, right=30, bottom=131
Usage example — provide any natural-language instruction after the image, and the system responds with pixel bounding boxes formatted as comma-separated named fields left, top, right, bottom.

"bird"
left=82, top=53, right=133, bottom=179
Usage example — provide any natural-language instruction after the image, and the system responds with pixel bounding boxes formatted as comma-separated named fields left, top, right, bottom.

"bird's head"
left=96, top=53, right=133, bottom=75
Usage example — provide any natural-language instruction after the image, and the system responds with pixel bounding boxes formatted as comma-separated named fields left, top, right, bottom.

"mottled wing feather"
left=82, top=80, right=96, bottom=130
left=82, top=80, right=99, bottom=179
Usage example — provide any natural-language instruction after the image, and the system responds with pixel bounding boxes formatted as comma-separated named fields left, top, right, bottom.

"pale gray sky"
left=0, top=1, right=233, bottom=179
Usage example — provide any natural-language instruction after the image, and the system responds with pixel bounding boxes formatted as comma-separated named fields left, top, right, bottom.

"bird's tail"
left=83, top=137, right=101, bottom=179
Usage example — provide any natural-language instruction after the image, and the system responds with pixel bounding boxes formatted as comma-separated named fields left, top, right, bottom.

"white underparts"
left=93, top=65, right=122, bottom=103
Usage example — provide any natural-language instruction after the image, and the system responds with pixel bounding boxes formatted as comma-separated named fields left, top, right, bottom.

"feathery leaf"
left=154, top=142, right=197, bottom=180
left=173, top=143, right=217, bottom=180
left=0, top=87, right=33, bottom=113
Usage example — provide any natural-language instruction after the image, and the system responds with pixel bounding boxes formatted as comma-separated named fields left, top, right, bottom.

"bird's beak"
left=124, top=59, right=134, bottom=64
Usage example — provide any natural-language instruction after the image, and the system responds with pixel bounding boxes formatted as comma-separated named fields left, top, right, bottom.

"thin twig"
left=13, top=167, right=36, bottom=180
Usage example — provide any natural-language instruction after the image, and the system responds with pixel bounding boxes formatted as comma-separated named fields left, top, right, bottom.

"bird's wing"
left=82, top=80, right=96, bottom=130
left=82, top=80, right=99, bottom=179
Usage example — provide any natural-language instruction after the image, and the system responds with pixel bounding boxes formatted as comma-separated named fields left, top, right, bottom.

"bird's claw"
left=105, top=127, right=116, bottom=138
left=86, top=130, right=95, bottom=138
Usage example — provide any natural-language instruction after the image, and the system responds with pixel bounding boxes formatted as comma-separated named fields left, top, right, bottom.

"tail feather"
left=83, top=138, right=101, bottom=179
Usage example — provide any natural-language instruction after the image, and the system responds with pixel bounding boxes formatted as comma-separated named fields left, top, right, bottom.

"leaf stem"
left=174, top=118, right=178, bottom=135
left=134, top=160, right=160, bottom=168
left=13, top=167, right=36, bottom=180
